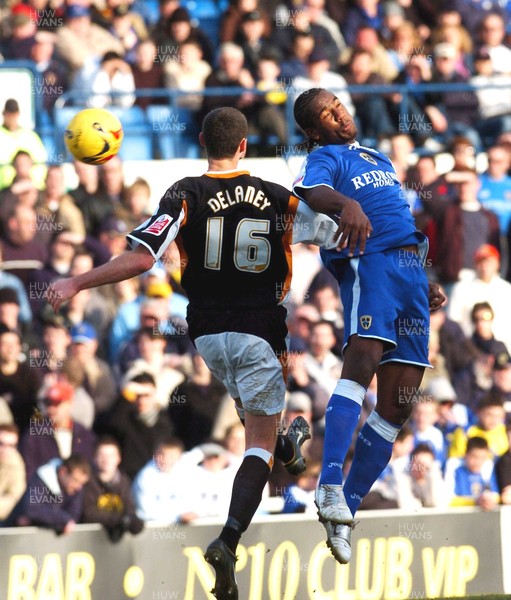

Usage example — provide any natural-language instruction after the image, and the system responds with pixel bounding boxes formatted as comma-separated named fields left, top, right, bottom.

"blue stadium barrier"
left=50, top=80, right=511, bottom=159
left=2, top=58, right=511, bottom=160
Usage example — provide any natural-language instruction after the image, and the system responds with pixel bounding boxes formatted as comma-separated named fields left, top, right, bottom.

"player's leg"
left=322, top=362, right=424, bottom=565
left=316, top=254, right=388, bottom=524
left=319, top=335, right=383, bottom=489
left=235, top=396, right=311, bottom=476
left=200, top=332, right=287, bottom=600
left=314, top=336, right=383, bottom=564
left=343, top=361, right=425, bottom=518
left=204, top=411, right=279, bottom=600
left=336, top=251, right=429, bottom=562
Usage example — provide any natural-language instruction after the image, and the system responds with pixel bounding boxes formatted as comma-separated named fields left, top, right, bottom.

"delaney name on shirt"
left=207, top=185, right=271, bottom=213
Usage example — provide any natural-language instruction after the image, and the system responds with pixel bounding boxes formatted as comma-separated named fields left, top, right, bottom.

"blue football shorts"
left=328, top=248, right=431, bottom=368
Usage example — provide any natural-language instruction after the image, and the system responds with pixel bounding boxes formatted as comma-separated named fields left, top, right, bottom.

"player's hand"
left=333, top=199, right=372, bottom=256
left=45, top=278, right=80, bottom=312
left=428, top=282, right=446, bottom=312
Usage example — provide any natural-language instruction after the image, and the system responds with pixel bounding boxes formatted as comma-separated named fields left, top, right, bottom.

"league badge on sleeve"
left=143, top=214, right=172, bottom=236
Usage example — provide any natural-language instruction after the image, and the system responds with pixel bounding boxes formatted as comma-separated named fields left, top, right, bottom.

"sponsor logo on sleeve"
left=143, top=214, right=172, bottom=236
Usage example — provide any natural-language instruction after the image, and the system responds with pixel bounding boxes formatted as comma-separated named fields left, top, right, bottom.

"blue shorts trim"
left=379, top=358, right=432, bottom=368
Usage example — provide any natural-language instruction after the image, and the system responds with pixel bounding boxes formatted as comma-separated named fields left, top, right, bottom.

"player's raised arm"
left=46, top=245, right=155, bottom=312
left=300, top=185, right=372, bottom=256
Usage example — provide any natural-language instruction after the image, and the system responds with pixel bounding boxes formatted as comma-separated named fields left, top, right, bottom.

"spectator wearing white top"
left=471, top=48, right=511, bottom=147
left=89, top=51, right=136, bottom=108
left=302, top=319, right=343, bottom=397
left=163, top=41, right=212, bottom=110
left=410, top=397, right=447, bottom=466
left=448, top=244, right=511, bottom=353
left=180, top=443, right=237, bottom=522
left=476, top=13, right=511, bottom=76
left=392, top=444, right=449, bottom=510
left=132, top=437, right=189, bottom=523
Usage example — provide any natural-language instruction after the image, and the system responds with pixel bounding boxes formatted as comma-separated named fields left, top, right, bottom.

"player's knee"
left=343, top=337, right=382, bottom=384
left=378, top=401, right=413, bottom=425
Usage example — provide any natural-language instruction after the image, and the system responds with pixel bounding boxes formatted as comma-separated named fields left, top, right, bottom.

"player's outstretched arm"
left=300, top=185, right=372, bottom=256
left=46, top=245, right=155, bottom=312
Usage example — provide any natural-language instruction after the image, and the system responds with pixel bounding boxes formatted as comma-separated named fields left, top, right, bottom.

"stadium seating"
left=184, top=0, right=228, bottom=48
left=37, top=110, right=56, bottom=161
left=107, top=106, right=154, bottom=161
left=147, top=105, right=201, bottom=159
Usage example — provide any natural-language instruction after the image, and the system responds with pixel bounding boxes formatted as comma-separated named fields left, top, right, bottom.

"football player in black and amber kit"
left=47, top=107, right=341, bottom=600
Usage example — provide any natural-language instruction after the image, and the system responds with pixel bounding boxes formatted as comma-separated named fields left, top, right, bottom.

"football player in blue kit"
left=292, top=88, right=446, bottom=564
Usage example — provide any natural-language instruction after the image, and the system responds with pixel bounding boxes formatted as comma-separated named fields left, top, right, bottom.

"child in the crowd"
left=410, top=397, right=446, bottom=465
left=449, top=390, right=509, bottom=459
left=424, top=377, right=470, bottom=453
left=447, top=436, right=500, bottom=509
left=392, top=443, right=448, bottom=510
left=81, top=436, right=144, bottom=541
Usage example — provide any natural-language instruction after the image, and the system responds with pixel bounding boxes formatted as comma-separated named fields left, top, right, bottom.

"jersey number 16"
left=204, top=217, right=271, bottom=273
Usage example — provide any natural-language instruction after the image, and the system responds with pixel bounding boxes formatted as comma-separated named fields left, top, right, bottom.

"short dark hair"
left=0, top=323, right=21, bottom=341
left=201, top=107, right=248, bottom=159
left=131, top=372, right=156, bottom=386
left=62, top=453, right=92, bottom=476
left=411, top=442, right=435, bottom=459
left=13, top=150, right=31, bottom=162
left=471, top=301, right=493, bottom=321
left=312, top=282, right=339, bottom=298
left=101, top=51, right=123, bottom=64
left=350, top=48, right=372, bottom=62
left=466, top=436, right=489, bottom=453
left=477, top=390, right=504, bottom=411
left=154, top=436, right=184, bottom=453
left=95, top=435, right=121, bottom=452
left=294, top=87, right=324, bottom=133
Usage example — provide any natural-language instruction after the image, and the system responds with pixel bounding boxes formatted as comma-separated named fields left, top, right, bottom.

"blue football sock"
left=344, top=411, right=401, bottom=515
left=319, top=380, right=365, bottom=486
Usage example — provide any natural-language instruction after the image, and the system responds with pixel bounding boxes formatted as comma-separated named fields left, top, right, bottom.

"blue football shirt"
left=293, top=142, right=426, bottom=262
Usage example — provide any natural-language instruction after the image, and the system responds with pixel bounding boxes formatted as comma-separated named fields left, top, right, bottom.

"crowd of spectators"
left=0, top=0, right=510, bottom=534
left=1, top=0, right=511, bottom=152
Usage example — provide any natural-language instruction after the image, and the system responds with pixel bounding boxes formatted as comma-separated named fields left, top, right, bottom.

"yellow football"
left=64, top=108, right=123, bottom=165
